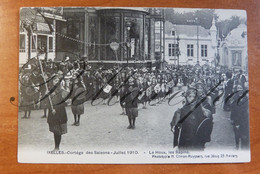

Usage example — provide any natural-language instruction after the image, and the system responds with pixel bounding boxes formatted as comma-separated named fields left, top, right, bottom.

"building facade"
left=164, top=18, right=218, bottom=67
left=55, top=7, right=165, bottom=68
left=219, top=23, right=248, bottom=72
left=19, top=8, right=65, bottom=67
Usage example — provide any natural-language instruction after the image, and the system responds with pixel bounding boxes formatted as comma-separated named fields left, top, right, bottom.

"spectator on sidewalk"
left=223, top=71, right=233, bottom=111
left=230, top=84, right=249, bottom=150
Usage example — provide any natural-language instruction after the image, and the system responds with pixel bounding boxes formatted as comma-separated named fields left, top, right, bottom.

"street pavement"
left=18, top=88, right=236, bottom=152
left=205, top=103, right=236, bottom=150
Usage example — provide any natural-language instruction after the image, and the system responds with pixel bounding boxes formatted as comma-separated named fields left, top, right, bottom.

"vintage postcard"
left=18, top=7, right=250, bottom=163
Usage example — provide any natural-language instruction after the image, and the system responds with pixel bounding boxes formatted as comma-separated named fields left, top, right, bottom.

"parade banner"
left=17, top=7, right=250, bottom=164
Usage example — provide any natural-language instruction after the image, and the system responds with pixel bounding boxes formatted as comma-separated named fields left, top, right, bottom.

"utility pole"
left=84, top=8, right=89, bottom=58
left=22, top=22, right=32, bottom=62
left=176, top=36, right=180, bottom=69
left=162, top=8, right=165, bottom=71
left=126, top=21, right=131, bottom=67
left=196, top=17, right=199, bottom=66
left=187, top=18, right=199, bottom=66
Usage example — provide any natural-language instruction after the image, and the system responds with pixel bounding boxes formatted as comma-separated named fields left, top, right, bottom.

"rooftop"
left=165, top=21, right=210, bottom=37
left=95, top=7, right=148, bottom=13
left=226, top=23, right=247, bottom=41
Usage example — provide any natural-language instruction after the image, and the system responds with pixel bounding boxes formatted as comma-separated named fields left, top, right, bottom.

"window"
left=31, top=35, right=37, bottom=52
left=49, top=37, right=53, bottom=52
left=232, top=51, right=242, bottom=66
left=37, top=35, right=47, bottom=53
left=123, top=17, right=143, bottom=61
left=201, top=45, right=207, bottom=57
left=171, top=30, right=175, bottom=36
left=19, top=34, right=26, bottom=52
left=169, top=44, right=178, bottom=56
left=187, top=44, right=194, bottom=57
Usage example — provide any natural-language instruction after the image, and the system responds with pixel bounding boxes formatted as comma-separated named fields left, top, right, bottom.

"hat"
left=73, top=71, right=80, bottom=79
left=65, top=56, right=70, bottom=62
left=57, top=70, right=63, bottom=77
left=52, top=71, right=63, bottom=82
left=184, top=87, right=197, bottom=98
left=86, top=64, right=92, bottom=70
left=226, top=71, right=232, bottom=79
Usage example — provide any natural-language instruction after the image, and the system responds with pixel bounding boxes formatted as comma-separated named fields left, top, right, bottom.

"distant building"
left=164, top=18, right=218, bottom=66
left=219, top=22, right=248, bottom=71
left=19, top=7, right=166, bottom=69
left=19, top=8, right=65, bottom=67
left=56, top=7, right=165, bottom=68
left=154, top=19, right=166, bottom=69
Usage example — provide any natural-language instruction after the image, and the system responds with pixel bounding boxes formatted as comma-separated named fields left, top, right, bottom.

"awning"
left=36, top=23, right=53, bottom=34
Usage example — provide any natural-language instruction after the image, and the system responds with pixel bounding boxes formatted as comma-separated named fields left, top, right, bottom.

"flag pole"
left=30, top=26, right=55, bottom=113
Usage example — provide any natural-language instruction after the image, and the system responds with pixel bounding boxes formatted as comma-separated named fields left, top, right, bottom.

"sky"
left=215, top=9, right=246, bottom=21
left=173, top=8, right=246, bottom=21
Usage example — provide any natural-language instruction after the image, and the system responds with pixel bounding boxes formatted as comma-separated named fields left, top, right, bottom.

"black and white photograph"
left=17, top=7, right=250, bottom=163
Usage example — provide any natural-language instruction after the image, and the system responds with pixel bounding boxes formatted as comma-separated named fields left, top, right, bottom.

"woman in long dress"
left=71, top=72, right=86, bottom=126
left=47, top=75, right=68, bottom=151
left=100, top=71, right=111, bottom=105
left=124, top=76, right=140, bottom=129
left=154, top=78, right=161, bottom=104
left=141, top=78, right=149, bottom=109
left=150, top=77, right=158, bottom=105
left=20, top=73, right=37, bottom=119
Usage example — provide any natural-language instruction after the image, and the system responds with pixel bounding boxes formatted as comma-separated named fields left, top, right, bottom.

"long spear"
left=29, top=25, right=55, bottom=113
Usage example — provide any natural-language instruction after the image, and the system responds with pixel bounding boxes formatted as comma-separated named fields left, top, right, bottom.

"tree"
left=164, top=8, right=215, bottom=29
left=216, top=16, right=242, bottom=40
left=164, top=8, right=245, bottom=39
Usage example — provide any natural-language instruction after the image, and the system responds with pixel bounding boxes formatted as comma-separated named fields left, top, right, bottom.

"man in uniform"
left=123, top=76, right=140, bottom=129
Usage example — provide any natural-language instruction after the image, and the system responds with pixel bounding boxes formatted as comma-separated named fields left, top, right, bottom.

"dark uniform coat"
left=170, top=103, right=210, bottom=150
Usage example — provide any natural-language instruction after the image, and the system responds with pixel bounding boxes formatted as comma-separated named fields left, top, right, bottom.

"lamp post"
left=195, top=17, right=199, bottom=66
left=176, top=36, right=180, bottom=69
left=187, top=18, right=199, bottom=66
left=215, top=38, right=220, bottom=73
left=126, top=21, right=131, bottom=67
